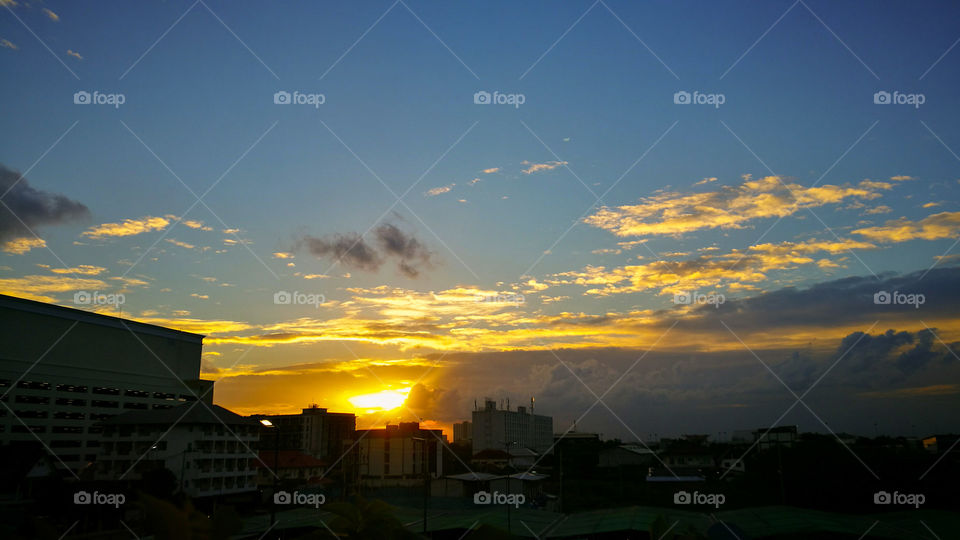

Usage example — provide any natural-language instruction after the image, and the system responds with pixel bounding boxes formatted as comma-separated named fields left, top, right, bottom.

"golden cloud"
left=82, top=216, right=170, bottom=239
left=853, top=211, right=960, bottom=242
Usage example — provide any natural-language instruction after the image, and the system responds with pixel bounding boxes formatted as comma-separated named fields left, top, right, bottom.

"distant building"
left=254, top=449, right=327, bottom=488
left=96, top=403, right=259, bottom=498
left=250, top=405, right=355, bottom=462
left=349, top=422, right=444, bottom=488
left=598, top=444, right=656, bottom=468
left=471, top=398, right=552, bottom=454
left=753, top=425, right=798, bottom=450
left=453, top=420, right=472, bottom=444
left=0, top=294, right=211, bottom=474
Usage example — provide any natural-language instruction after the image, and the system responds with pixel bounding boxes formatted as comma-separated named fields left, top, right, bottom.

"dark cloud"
left=295, top=222, right=434, bottom=278
left=0, top=164, right=89, bottom=242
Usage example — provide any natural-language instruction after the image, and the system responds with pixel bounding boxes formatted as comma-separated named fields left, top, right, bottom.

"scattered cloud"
left=853, top=211, right=960, bottom=243
left=425, top=183, right=454, bottom=197
left=42, top=8, right=58, bottom=21
left=295, top=222, right=435, bottom=278
left=2, top=237, right=45, bottom=254
left=66, top=49, right=82, bottom=60
left=482, top=167, right=500, bottom=174
left=50, top=265, right=106, bottom=276
left=0, top=39, right=17, bottom=50
left=166, top=238, right=195, bottom=249
left=82, top=215, right=170, bottom=239
left=522, top=160, right=568, bottom=174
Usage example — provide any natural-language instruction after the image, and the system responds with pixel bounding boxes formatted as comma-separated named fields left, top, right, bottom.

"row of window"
left=1, top=379, right=189, bottom=401
left=8, top=395, right=178, bottom=410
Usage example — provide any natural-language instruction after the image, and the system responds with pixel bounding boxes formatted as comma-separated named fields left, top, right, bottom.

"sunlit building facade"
left=472, top=399, right=553, bottom=454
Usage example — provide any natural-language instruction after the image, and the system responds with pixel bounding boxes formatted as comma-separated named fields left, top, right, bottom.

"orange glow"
left=347, top=387, right=411, bottom=413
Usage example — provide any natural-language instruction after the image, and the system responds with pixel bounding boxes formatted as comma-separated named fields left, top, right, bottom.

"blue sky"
left=2, top=0, right=960, bottom=438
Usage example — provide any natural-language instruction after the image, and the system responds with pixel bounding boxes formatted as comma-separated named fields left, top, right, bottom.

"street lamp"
left=260, top=419, right=280, bottom=528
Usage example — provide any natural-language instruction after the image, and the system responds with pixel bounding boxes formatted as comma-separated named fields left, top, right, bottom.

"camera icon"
left=873, top=491, right=891, bottom=504
left=274, top=90, right=291, bottom=105
left=674, top=490, right=691, bottom=504
left=274, top=490, right=292, bottom=504
left=473, top=491, right=491, bottom=504
left=873, top=291, right=891, bottom=305
left=873, top=91, right=891, bottom=105
left=673, top=292, right=692, bottom=305
left=673, top=90, right=691, bottom=105
left=274, top=291, right=292, bottom=305
left=474, top=91, right=491, bottom=105
left=74, top=291, right=92, bottom=305
left=74, top=91, right=91, bottom=105
left=74, top=491, right=91, bottom=504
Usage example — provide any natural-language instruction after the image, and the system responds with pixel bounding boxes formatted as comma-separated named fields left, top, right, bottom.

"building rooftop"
left=0, top=293, right=204, bottom=343
left=102, top=403, right=257, bottom=426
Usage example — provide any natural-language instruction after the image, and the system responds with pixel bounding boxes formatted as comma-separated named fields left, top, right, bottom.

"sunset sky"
left=2, top=1, right=960, bottom=440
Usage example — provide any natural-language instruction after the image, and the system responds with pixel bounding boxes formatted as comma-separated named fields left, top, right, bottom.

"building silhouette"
left=472, top=398, right=552, bottom=454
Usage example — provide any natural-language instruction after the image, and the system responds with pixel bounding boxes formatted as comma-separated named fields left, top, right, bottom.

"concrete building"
left=453, top=420, right=472, bottom=445
left=96, top=403, right=259, bottom=498
left=254, top=449, right=327, bottom=488
left=250, top=405, right=355, bottom=462
left=350, top=422, right=444, bottom=488
left=0, top=294, right=212, bottom=474
left=472, top=398, right=552, bottom=454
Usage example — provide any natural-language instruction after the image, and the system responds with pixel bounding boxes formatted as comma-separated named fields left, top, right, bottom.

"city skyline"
left=2, top=0, right=960, bottom=442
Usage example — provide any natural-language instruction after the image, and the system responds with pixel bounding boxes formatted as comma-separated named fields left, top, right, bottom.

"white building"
left=351, top=422, right=444, bottom=488
left=96, top=403, right=259, bottom=498
left=472, top=399, right=553, bottom=454
left=0, top=294, right=212, bottom=474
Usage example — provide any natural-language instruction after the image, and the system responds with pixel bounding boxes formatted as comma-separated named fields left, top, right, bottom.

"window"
left=56, top=384, right=87, bottom=393
left=91, top=400, right=119, bottom=408
left=123, top=402, right=149, bottom=410
left=14, top=395, right=49, bottom=404
left=92, top=387, right=120, bottom=396
left=56, top=398, right=86, bottom=407
left=17, top=380, right=50, bottom=390
left=124, top=389, right=150, bottom=398
left=54, top=411, right=84, bottom=420
left=15, top=410, right=47, bottom=419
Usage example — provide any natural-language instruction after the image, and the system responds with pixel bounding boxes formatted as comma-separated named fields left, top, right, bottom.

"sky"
left=2, top=0, right=960, bottom=441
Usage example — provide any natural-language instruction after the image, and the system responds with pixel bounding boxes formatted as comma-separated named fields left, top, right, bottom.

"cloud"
left=482, top=168, right=500, bottom=174
left=42, top=8, right=58, bottom=21
left=694, top=177, right=718, bottom=186
left=0, top=275, right=107, bottom=302
left=49, top=265, right=106, bottom=275
left=585, top=175, right=890, bottom=238
left=424, top=183, right=454, bottom=197
left=165, top=238, right=195, bottom=249
left=2, top=237, right=45, bottom=254
left=82, top=215, right=170, bottom=239
left=296, top=222, right=434, bottom=278
left=272, top=252, right=294, bottom=259
left=0, top=164, right=90, bottom=243
left=66, top=49, right=82, bottom=60
left=181, top=219, right=212, bottom=231
left=853, top=211, right=960, bottom=242
left=0, top=39, right=17, bottom=50
left=522, top=160, right=567, bottom=174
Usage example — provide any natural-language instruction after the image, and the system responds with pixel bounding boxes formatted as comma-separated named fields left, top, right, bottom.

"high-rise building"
left=250, top=405, right=356, bottom=462
left=0, top=294, right=212, bottom=474
left=453, top=420, right=472, bottom=444
left=472, top=398, right=553, bottom=454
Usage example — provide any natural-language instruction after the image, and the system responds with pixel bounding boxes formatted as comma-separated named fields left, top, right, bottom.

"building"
left=471, top=398, right=552, bottom=454
left=350, top=422, right=444, bottom=488
left=753, top=425, right=798, bottom=450
left=453, top=420, right=472, bottom=444
left=250, top=405, right=355, bottom=462
left=254, top=449, right=327, bottom=488
left=96, top=403, right=259, bottom=498
left=0, top=294, right=211, bottom=474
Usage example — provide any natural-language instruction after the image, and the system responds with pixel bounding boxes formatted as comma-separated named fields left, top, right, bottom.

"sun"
left=347, top=387, right=411, bottom=413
